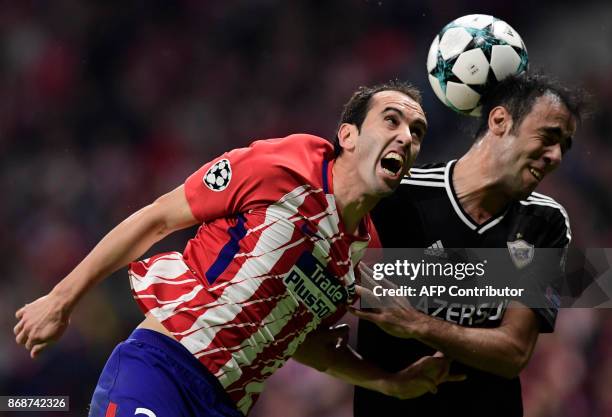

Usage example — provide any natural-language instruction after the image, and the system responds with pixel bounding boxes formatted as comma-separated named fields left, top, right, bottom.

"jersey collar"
left=444, top=160, right=508, bottom=235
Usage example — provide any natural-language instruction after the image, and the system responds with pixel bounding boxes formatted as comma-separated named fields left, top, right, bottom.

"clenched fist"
left=14, top=292, right=71, bottom=358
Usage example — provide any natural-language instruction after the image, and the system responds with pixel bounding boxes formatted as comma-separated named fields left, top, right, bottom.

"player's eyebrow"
left=539, top=126, right=573, bottom=152
left=382, top=107, right=428, bottom=133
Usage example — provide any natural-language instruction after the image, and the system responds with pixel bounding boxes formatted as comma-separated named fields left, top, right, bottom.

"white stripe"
left=477, top=212, right=507, bottom=234
left=408, top=173, right=445, bottom=180
left=519, top=200, right=572, bottom=242
left=315, top=195, right=343, bottom=261
left=528, top=193, right=572, bottom=239
left=177, top=186, right=315, bottom=352
left=178, top=280, right=274, bottom=347
left=245, top=191, right=312, bottom=258
left=131, top=276, right=197, bottom=292
left=317, top=194, right=341, bottom=241
left=177, top=245, right=292, bottom=341
left=317, top=194, right=359, bottom=298
left=179, top=183, right=346, bottom=368
left=130, top=253, right=192, bottom=291
left=524, top=196, right=569, bottom=214
left=527, top=195, right=563, bottom=208
left=213, top=295, right=307, bottom=388
left=530, top=191, right=556, bottom=202
left=213, top=192, right=352, bottom=394
left=130, top=258, right=195, bottom=292
left=301, top=194, right=338, bottom=269
left=526, top=195, right=569, bottom=217
left=136, top=284, right=205, bottom=322
left=401, top=179, right=446, bottom=187
left=232, top=312, right=320, bottom=414
left=186, top=292, right=292, bottom=349
left=245, top=186, right=319, bottom=235
left=196, top=282, right=283, bottom=316
left=238, top=210, right=334, bottom=262
left=207, top=271, right=280, bottom=292
left=444, top=161, right=477, bottom=230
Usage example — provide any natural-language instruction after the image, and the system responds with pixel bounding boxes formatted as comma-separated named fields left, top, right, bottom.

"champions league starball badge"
left=204, top=159, right=232, bottom=191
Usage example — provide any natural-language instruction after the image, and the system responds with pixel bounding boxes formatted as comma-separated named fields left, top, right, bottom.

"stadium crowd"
left=1, top=1, right=610, bottom=416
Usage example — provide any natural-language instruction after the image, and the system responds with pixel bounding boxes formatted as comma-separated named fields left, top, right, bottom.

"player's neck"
left=332, top=159, right=378, bottom=235
left=454, top=146, right=514, bottom=224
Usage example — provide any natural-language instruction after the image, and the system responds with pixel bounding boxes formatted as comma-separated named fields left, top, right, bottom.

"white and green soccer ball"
left=427, top=14, right=528, bottom=116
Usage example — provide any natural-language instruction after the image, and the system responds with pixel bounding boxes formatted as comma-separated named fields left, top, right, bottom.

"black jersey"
left=355, top=161, right=571, bottom=417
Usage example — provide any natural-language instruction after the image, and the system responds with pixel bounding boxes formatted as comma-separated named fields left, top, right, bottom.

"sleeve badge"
left=204, top=159, right=232, bottom=191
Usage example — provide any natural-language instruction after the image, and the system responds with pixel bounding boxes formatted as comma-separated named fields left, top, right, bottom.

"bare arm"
left=14, top=185, right=198, bottom=357
left=350, top=297, right=540, bottom=379
left=292, top=325, right=465, bottom=399
left=412, top=303, right=539, bottom=378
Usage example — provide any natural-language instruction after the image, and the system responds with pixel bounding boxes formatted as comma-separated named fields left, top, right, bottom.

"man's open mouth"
left=381, top=152, right=404, bottom=176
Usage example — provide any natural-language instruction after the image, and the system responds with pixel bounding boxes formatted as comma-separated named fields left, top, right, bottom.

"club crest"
left=507, top=239, right=534, bottom=269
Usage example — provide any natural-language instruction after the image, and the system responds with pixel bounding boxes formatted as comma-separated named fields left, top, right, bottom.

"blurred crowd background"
left=1, top=1, right=611, bottom=416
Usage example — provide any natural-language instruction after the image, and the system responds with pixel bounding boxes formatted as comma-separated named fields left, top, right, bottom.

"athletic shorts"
left=88, top=329, right=243, bottom=417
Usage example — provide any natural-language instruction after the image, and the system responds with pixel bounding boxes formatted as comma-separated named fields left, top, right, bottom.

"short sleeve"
left=184, top=134, right=333, bottom=223
left=545, top=206, right=572, bottom=249
left=184, top=144, right=271, bottom=222
left=528, top=208, right=571, bottom=332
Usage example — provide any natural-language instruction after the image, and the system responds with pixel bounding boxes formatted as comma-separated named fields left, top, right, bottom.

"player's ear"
left=337, top=123, right=357, bottom=152
left=488, top=106, right=511, bottom=136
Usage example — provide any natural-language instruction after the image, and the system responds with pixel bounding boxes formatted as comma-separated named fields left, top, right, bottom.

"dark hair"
left=333, top=80, right=422, bottom=156
left=474, top=73, right=587, bottom=141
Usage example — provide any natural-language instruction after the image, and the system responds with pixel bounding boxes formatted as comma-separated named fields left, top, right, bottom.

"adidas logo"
left=424, top=240, right=447, bottom=258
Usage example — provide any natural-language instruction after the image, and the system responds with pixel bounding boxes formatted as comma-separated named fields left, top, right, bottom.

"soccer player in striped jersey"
left=353, top=74, right=585, bottom=417
left=13, top=81, right=462, bottom=417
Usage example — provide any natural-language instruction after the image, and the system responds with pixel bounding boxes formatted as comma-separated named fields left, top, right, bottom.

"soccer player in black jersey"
left=352, top=74, right=585, bottom=417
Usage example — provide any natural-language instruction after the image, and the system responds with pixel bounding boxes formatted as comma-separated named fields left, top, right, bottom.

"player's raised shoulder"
left=520, top=191, right=571, bottom=242
left=250, top=133, right=332, bottom=152
left=522, top=191, right=569, bottom=217
left=401, top=162, right=447, bottom=187
left=242, top=134, right=333, bottom=169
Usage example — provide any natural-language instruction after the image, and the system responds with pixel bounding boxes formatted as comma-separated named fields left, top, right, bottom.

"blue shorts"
left=89, top=329, right=242, bottom=417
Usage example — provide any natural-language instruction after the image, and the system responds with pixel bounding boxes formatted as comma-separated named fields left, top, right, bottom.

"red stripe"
left=224, top=309, right=314, bottom=403
left=195, top=301, right=295, bottom=375
left=185, top=278, right=290, bottom=375
left=105, top=402, right=118, bottom=417
left=126, top=178, right=369, bottom=414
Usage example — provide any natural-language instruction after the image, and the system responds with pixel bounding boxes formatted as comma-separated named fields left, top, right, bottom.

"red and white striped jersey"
left=129, top=134, right=372, bottom=414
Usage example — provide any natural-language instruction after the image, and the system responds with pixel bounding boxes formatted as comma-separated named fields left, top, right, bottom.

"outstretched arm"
left=350, top=294, right=540, bottom=379
left=292, top=324, right=465, bottom=399
left=14, top=185, right=198, bottom=358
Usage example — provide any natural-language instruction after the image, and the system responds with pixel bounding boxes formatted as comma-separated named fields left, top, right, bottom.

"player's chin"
left=516, top=178, right=539, bottom=199
left=376, top=177, right=401, bottom=196
left=377, top=168, right=404, bottom=189
left=525, top=170, right=542, bottom=189
left=366, top=178, right=392, bottom=198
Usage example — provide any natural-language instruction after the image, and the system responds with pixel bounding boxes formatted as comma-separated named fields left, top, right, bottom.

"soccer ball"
left=427, top=14, right=528, bottom=116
